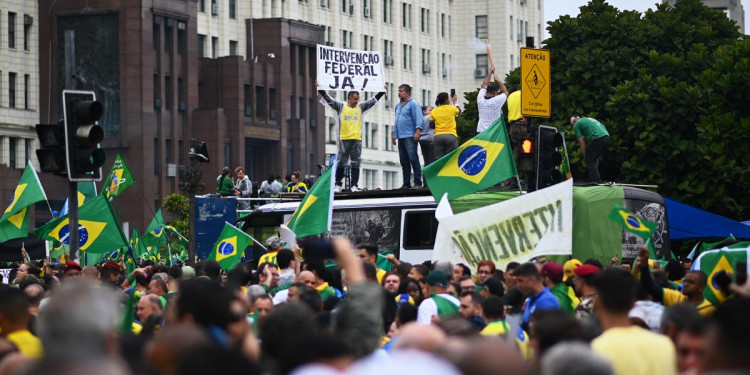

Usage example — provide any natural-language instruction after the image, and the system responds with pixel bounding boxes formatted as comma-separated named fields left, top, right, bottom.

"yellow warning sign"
left=521, top=47, right=550, bottom=118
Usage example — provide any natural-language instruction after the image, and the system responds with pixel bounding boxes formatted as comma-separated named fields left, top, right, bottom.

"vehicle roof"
left=253, top=195, right=437, bottom=213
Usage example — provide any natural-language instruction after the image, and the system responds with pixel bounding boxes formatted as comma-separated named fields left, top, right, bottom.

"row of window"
left=474, top=15, right=542, bottom=45
left=316, top=1, right=450, bottom=37
left=0, top=137, right=33, bottom=170
left=0, top=12, right=33, bottom=51
left=0, top=71, right=32, bottom=109
left=197, top=34, right=239, bottom=58
left=361, top=168, right=398, bottom=190
left=327, top=122, right=396, bottom=152
left=198, top=0, right=237, bottom=19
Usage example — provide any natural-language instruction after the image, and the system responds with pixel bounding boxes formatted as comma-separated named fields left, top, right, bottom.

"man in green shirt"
left=541, top=261, right=577, bottom=315
left=569, top=116, right=611, bottom=184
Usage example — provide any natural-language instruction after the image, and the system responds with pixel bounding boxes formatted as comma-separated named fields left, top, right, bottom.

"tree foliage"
left=163, top=193, right=189, bottom=236
left=543, top=0, right=747, bottom=219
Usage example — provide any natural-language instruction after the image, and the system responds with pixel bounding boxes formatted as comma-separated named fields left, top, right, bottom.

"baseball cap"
left=63, top=261, right=82, bottom=273
left=265, top=235, right=282, bottom=250
left=574, top=264, right=600, bottom=278
left=425, top=270, right=448, bottom=288
left=563, top=259, right=582, bottom=281
left=101, top=261, right=122, bottom=273
left=541, top=262, right=564, bottom=283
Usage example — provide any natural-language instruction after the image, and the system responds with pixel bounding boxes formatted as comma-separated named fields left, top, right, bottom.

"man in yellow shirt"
left=357, top=243, right=386, bottom=283
left=0, top=286, right=43, bottom=359
left=317, top=81, right=386, bottom=192
left=636, top=247, right=716, bottom=316
left=591, top=267, right=676, bottom=375
left=259, top=235, right=282, bottom=266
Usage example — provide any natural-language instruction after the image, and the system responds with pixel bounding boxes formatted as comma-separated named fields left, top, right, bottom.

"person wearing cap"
left=514, top=262, right=560, bottom=332
left=217, top=167, right=235, bottom=196
left=573, top=264, right=600, bottom=321
left=259, top=235, right=282, bottom=266
left=562, top=259, right=582, bottom=285
left=541, top=262, right=578, bottom=315
left=62, top=261, right=82, bottom=279
left=417, top=270, right=460, bottom=324
left=567, top=116, right=610, bottom=184
left=100, top=261, right=122, bottom=289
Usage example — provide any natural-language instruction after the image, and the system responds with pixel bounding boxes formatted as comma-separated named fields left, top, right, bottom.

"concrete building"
left=0, top=1, right=41, bottom=206
left=196, top=0, right=544, bottom=190
left=663, top=0, right=745, bottom=33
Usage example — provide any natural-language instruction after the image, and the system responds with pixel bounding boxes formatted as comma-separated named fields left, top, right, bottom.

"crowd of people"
left=2, top=238, right=750, bottom=375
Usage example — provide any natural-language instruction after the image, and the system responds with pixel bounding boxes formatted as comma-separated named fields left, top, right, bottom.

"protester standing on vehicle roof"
left=430, top=92, right=461, bottom=161
left=317, top=81, right=386, bottom=193
left=392, top=84, right=424, bottom=189
left=568, top=116, right=611, bottom=184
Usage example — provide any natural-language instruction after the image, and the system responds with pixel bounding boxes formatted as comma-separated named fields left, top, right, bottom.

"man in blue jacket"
left=391, top=84, right=423, bottom=189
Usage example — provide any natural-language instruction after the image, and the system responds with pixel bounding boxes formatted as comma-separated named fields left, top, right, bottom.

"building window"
left=420, top=8, right=429, bottom=33
left=402, top=44, right=408, bottom=69
left=9, top=138, right=16, bottom=169
left=441, top=13, right=445, bottom=38
left=328, top=120, right=336, bottom=144
left=153, top=23, right=160, bottom=50
left=383, top=0, right=392, bottom=23
left=23, top=16, right=30, bottom=51
left=25, top=139, right=31, bottom=165
left=8, top=73, right=16, bottom=108
left=384, top=124, right=393, bottom=151
left=198, top=34, right=206, bottom=58
left=224, top=141, right=231, bottom=169
left=383, top=170, right=396, bottom=189
left=476, top=15, right=488, bottom=39
left=165, top=23, right=173, bottom=52
left=244, top=84, right=252, bottom=117
left=229, top=0, right=237, bottom=19
left=165, top=75, right=172, bottom=110
left=510, top=16, right=513, bottom=41
left=23, top=74, right=29, bottom=109
left=476, top=54, right=488, bottom=71
left=255, top=86, right=266, bottom=117
left=229, top=40, right=238, bottom=56
left=166, top=138, right=173, bottom=164
left=200, top=0, right=206, bottom=12
left=177, top=27, right=186, bottom=55
left=341, top=0, right=348, bottom=13
left=8, top=13, right=16, bottom=49
left=211, top=37, right=218, bottom=58
left=364, top=169, right=377, bottom=189
left=154, top=138, right=160, bottom=175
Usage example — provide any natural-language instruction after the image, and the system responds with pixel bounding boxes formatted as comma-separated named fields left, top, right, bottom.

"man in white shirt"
left=476, top=66, right=509, bottom=133
left=417, top=270, right=460, bottom=324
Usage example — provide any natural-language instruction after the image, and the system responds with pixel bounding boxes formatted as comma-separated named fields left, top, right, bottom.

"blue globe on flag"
left=218, top=241, right=235, bottom=256
left=626, top=216, right=641, bottom=229
left=58, top=224, right=89, bottom=247
left=457, top=145, right=487, bottom=176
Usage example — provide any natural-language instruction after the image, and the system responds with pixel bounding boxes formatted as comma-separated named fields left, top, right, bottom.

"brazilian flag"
left=208, top=222, right=253, bottom=271
left=286, top=162, right=335, bottom=238
left=423, top=117, right=517, bottom=200
left=103, top=153, right=135, bottom=201
left=35, top=194, right=128, bottom=254
left=692, top=247, right=750, bottom=306
left=608, top=204, right=657, bottom=239
left=142, top=209, right=167, bottom=250
left=0, top=207, right=30, bottom=243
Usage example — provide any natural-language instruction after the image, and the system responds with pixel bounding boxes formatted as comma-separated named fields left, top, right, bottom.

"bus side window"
left=402, top=211, right=439, bottom=249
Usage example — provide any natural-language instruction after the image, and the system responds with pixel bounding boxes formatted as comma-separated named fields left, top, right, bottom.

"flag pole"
left=515, top=175, right=523, bottom=195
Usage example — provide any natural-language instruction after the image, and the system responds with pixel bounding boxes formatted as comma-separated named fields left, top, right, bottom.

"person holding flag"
left=286, top=160, right=336, bottom=239
left=636, top=247, right=717, bottom=317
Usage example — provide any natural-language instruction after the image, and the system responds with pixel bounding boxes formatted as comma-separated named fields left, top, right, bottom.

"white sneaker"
left=350, top=186, right=360, bottom=192
left=334, top=185, right=342, bottom=193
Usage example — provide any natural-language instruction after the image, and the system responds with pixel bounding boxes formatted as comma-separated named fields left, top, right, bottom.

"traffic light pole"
left=69, top=180, right=79, bottom=261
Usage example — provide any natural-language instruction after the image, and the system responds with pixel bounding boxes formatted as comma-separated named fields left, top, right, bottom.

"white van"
left=238, top=191, right=438, bottom=265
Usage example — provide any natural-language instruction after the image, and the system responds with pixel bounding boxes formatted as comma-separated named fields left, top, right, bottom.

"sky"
left=544, top=0, right=748, bottom=39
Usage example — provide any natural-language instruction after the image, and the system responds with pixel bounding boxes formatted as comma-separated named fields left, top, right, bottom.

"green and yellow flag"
left=0, top=207, right=29, bottom=243
left=286, top=163, right=335, bottom=238
left=35, top=194, right=128, bottom=254
left=208, top=222, right=253, bottom=271
left=142, top=209, right=167, bottom=249
left=423, top=117, right=517, bottom=200
left=692, top=247, right=750, bottom=306
left=49, top=240, right=68, bottom=260
left=1, top=161, right=47, bottom=237
left=103, top=154, right=135, bottom=201
left=608, top=204, right=657, bottom=239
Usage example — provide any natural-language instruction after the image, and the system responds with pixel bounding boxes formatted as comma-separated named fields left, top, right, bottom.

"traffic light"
left=35, top=123, right=66, bottom=174
left=62, top=90, right=105, bottom=181
left=516, top=137, right=535, bottom=173
left=536, top=125, right=564, bottom=189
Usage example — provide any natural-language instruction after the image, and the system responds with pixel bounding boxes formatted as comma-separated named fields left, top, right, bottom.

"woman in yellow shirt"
left=429, top=92, right=461, bottom=160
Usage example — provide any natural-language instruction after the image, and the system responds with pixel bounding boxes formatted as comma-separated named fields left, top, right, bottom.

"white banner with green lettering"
left=433, top=179, right=573, bottom=271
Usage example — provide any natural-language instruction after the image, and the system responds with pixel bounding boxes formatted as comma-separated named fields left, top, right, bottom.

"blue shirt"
left=520, top=287, right=560, bottom=329
left=393, top=98, right=423, bottom=138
